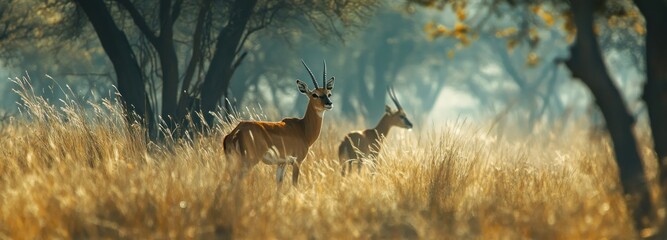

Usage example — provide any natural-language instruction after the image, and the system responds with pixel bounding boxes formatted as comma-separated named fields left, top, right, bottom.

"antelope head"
left=384, top=87, right=413, bottom=129
left=296, top=59, right=335, bottom=111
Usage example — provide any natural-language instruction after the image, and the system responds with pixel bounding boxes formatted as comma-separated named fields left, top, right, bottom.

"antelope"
left=338, top=87, right=413, bottom=176
left=223, top=60, right=335, bottom=185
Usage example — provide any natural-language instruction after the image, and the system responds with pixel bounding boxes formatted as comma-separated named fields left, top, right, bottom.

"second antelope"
left=223, top=60, right=335, bottom=185
left=338, top=87, right=413, bottom=176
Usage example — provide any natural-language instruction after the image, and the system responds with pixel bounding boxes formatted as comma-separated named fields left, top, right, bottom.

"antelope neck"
left=301, top=100, right=324, bottom=146
left=373, top=114, right=393, bottom=138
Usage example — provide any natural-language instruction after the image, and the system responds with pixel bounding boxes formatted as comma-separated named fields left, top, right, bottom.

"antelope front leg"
left=292, top=163, right=300, bottom=185
left=276, top=163, right=287, bottom=184
left=341, top=161, right=348, bottom=176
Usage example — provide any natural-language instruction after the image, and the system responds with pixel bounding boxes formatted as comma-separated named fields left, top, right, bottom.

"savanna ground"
left=0, top=78, right=661, bottom=239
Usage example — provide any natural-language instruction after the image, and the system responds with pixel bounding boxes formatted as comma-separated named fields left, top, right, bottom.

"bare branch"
left=171, top=0, right=184, bottom=26
left=115, top=0, right=158, bottom=44
left=182, top=0, right=211, bottom=96
left=159, top=0, right=172, bottom=37
left=232, top=51, right=248, bottom=72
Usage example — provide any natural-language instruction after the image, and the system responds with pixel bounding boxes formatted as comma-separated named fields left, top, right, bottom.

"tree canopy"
left=1, top=0, right=379, bottom=137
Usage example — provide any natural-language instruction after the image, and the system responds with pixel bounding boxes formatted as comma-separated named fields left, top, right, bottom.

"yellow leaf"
left=618, top=20, right=627, bottom=29
left=437, top=24, right=449, bottom=35
left=627, top=9, right=640, bottom=19
left=447, top=50, right=456, bottom=59
left=424, top=22, right=435, bottom=33
left=593, top=24, right=600, bottom=35
left=507, top=39, right=519, bottom=51
left=454, top=22, right=468, bottom=35
left=539, top=11, right=554, bottom=26
left=634, top=22, right=646, bottom=35
left=566, top=34, right=575, bottom=44
left=531, top=5, right=540, bottom=14
left=529, top=28, right=538, bottom=39
left=496, top=27, right=518, bottom=38
left=424, top=22, right=439, bottom=40
left=526, top=52, right=539, bottom=67
left=607, top=17, right=618, bottom=28
left=456, top=7, right=466, bottom=21
left=563, top=16, right=576, bottom=40
left=459, top=35, right=470, bottom=46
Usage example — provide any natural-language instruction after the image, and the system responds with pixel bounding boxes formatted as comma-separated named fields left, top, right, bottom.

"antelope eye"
left=312, top=94, right=318, bottom=98
left=327, top=94, right=332, bottom=97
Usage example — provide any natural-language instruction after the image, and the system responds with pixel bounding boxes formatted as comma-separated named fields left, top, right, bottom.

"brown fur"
left=223, top=82, right=333, bottom=185
left=338, top=107, right=412, bottom=175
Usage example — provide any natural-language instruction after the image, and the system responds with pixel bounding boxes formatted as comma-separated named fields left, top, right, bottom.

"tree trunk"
left=158, top=38, right=181, bottom=126
left=199, top=0, right=257, bottom=124
left=566, top=0, right=650, bottom=232
left=368, top=40, right=391, bottom=124
left=157, top=0, right=181, bottom=127
left=176, top=0, right=211, bottom=122
left=341, top=54, right=368, bottom=119
left=74, top=0, right=155, bottom=138
left=635, top=0, right=667, bottom=181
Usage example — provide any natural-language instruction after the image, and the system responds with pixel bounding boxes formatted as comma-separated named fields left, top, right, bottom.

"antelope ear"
left=385, top=105, right=392, bottom=113
left=296, top=80, right=309, bottom=94
left=325, top=76, right=335, bottom=90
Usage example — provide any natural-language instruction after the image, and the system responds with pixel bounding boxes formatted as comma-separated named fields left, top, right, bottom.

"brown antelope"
left=223, top=60, right=335, bottom=185
left=338, top=87, right=413, bottom=176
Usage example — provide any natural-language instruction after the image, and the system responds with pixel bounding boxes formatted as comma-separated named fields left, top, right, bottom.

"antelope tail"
left=223, top=130, right=243, bottom=156
left=223, top=133, right=232, bottom=154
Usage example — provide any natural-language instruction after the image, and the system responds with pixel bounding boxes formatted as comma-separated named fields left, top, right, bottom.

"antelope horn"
left=322, top=59, right=327, bottom=87
left=388, top=86, right=403, bottom=110
left=301, top=59, right=318, bottom=88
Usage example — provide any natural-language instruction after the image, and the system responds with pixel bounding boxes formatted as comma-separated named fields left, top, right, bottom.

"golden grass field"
left=0, top=79, right=661, bottom=239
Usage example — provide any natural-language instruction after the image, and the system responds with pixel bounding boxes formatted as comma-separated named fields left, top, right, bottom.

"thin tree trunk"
left=341, top=54, right=367, bottom=119
left=74, top=0, right=155, bottom=138
left=116, top=0, right=182, bottom=128
left=157, top=0, right=180, bottom=126
left=158, top=39, right=180, bottom=125
left=199, top=0, right=257, bottom=124
left=176, top=0, right=211, bottom=122
left=566, top=0, right=650, bottom=232
left=635, top=0, right=667, bottom=179
left=368, top=42, right=390, bottom=124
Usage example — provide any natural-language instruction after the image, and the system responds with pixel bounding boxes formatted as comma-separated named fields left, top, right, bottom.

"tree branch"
left=182, top=0, right=211, bottom=97
left=159, top=0, right=172, bottom=37
left=171, top=0, right=184, bottom=26
left=115, top=0, right=158, bottom=44
left=232, top=51, right=248, bottom=71
left=0, top=22, right=8, bottom=40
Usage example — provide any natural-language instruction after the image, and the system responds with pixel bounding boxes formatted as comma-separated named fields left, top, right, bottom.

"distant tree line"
left=0, top=0, right=378, bottom=138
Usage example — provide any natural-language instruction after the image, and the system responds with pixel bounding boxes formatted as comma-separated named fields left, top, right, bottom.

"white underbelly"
left=261, top=146, right=297, bottom=165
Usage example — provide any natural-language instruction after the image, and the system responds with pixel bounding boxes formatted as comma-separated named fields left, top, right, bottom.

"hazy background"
left=0, top=2, right=645, bottom=135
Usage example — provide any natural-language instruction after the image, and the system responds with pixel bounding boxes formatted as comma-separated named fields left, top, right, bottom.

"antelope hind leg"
left=276, top=163, right=287, bottom=184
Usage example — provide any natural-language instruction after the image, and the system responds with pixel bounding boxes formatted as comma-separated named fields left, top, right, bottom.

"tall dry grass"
left=0, top=77, right=658, bottom=239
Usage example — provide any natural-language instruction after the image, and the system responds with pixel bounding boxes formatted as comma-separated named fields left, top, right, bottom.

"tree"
left=409, top=0, right=664, bottom=234
left=564, top=2, right=649, bottom=230
left=634, top=0, right=667, bottom=187
left=75, top=0, right=155, bottom=134
left=0, top=1, right=117, bottom=115
left=0, top=0, right=378, bottom=137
